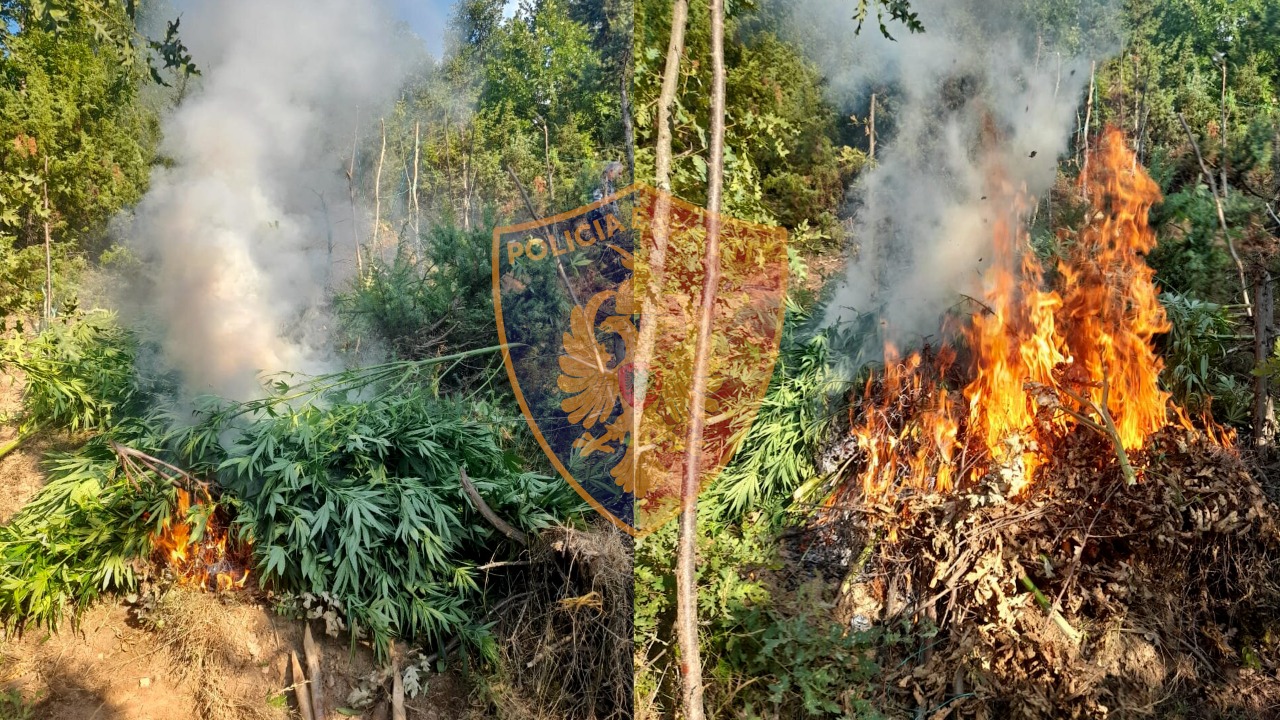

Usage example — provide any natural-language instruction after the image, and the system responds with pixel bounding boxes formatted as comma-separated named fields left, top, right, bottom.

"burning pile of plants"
left=803, top=130, right=1280, bottom=718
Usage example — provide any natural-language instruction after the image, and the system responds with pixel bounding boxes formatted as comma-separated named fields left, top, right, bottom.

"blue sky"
left=392, top=0, right=519, bottom=57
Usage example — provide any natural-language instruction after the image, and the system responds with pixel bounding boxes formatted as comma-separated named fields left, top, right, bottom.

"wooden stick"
left=459, top=466, right=529, bottom=546
left=390, top=645, right=406, bottom=720
left=1056, top=378, right=1136, bottom=486
left=1020, top=576, right=1082, bottom=645
left=373, top=118, right=386, bottom=250
left=303, top=624, right=326, bottom=720
left=289, top=650, right=314, bottom=720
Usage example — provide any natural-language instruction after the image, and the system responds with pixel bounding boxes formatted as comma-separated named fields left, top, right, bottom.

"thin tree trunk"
left=540, top=116, right=554, bottom=207
left=621, top=52, right=636, bottom=180
left=374, top=118, right=387, bottom=251
left=444, top=116, right=456, bottom=223
left=1254, top=271, right=1276, bottom=448
left=868, top=93, right=876, bottom=161
left=1178, top=112, right=1251, bottom=315
left=676, top=0, right=725, bottom=717
left=653, top=0, right=688, bottom=193
left=412, top=121, right=421, bottom=245
left=462, top=126, right=473, bottom=232
left=1221, top=59, right=1229, bottom=199
left=631, top=0, right=689, bottom=439
left=1081, top=60, right=1095, bottom=196
left=42, top=156, right=53, bottom=327
left=349, top=107, right=363, bottom=277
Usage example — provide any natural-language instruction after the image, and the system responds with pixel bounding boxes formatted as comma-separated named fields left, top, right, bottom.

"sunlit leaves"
left=217, top=391, right=580, bottom=657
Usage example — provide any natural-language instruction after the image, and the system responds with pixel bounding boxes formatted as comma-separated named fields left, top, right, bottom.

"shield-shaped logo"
left=493, top=184, right=787, bottom=535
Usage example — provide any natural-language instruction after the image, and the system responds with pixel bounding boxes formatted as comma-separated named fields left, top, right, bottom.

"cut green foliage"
left=0, top=311, right=140, bottom=457
left=204, top=390, right=579, bottom=656
left=0, top=421, right=184, bottom=633
left=705, top=304, right=845, bottom=523
left=0, top=325, right=580, bottom=655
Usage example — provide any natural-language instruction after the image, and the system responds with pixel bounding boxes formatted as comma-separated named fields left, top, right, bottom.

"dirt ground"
left=0, top=374, right=472, bottom=720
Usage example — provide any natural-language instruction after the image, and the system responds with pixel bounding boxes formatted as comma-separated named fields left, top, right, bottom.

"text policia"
left=506, top=210, right=627, bottom=265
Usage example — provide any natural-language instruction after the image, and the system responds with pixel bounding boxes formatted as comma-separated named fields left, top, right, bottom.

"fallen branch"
left=1029, top=376, right=1135, bottom=486
left=1019, top=575, right=1082, bottom=645
left=110, top=442, right=211, bottom=497
left=459, top=466, right=529, bottom=546
left=0, top=422, right=46, bottom=461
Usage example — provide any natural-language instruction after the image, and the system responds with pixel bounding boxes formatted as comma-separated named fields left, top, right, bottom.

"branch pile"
left=807, top=428, right=1280, bottom=719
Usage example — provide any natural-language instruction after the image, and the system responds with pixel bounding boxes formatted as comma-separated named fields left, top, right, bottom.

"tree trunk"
left=411, top=121, right=421, bottom=247
left=1254, top=270, right=1276, bottom=448
left=631, top=0, right=689, bottom=442
left=349, top=107, right=363, bottom=277
left=676, top=0, right=724, bottom=717
left=621, top=52, right=636, bottom=180
left=1081, top=60, right=1095, bottom=197
left=1220, top=59, right=1229, bottom=200
left=42, top=156, right=53, bottom=327
left=868, top=93, right=876, bottom=161
left=373, top=119, right=387, bottom=252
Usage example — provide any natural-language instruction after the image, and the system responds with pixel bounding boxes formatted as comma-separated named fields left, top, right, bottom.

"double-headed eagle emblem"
left=493, top=184, right=787, bottom=535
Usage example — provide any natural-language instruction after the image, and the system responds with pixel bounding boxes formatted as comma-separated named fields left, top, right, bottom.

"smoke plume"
left=784, top=0, right=1119, bottom=355
left=120, top=0, right=411, bottom=400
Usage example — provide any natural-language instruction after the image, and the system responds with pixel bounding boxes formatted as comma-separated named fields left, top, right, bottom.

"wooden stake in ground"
left=675, top=0, right=725, bottom=717
left=390, top=645, right=406, bottom=720
left=303, top=624, right=326, bottom=720
left=289, top=650, right=314, bottom=720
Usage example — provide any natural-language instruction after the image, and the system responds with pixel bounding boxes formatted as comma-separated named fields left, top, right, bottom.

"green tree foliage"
left=632, top=0, right=917, bottom=230
left=0, top=2, right=159, bottom=315
left=0, top=0, right=196, bottom=82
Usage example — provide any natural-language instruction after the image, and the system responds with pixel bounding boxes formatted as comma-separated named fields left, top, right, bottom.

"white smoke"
left=121, top=0, right=412, bottom=400
left=785, top=0, right=1119, bottom=353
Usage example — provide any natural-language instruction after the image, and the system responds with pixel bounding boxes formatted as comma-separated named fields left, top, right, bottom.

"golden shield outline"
left=493, top=183, right=788, bottom=536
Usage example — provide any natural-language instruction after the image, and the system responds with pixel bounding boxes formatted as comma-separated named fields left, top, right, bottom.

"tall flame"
left=152, top=489, right=251, bottom=591
left=843, top=128, right=1216, bottom=502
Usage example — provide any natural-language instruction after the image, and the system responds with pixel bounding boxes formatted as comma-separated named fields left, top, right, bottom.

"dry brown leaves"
left=812, top=427, right=1280, bottom=719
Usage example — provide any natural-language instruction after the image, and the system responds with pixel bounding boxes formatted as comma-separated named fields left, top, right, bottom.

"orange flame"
left=843, top=128, right=1224, bottom=502
left=152, top=489, right=251, bottom=591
